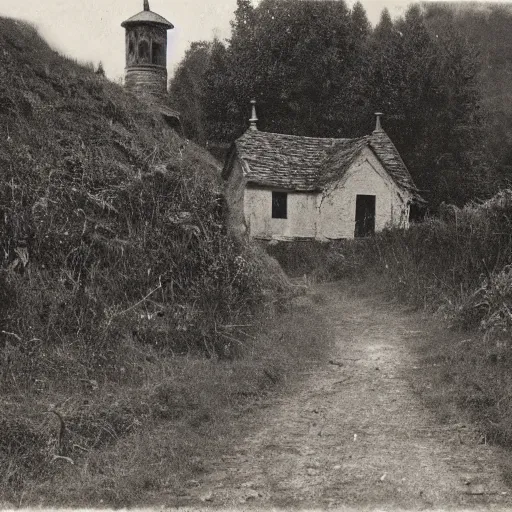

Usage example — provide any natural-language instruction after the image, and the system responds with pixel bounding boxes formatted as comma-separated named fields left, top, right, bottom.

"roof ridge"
left=240, top=129, right=355, bottom=143
left=368, top=130, right=421, bottom=194
left=121, top=10, right=174, bottom=28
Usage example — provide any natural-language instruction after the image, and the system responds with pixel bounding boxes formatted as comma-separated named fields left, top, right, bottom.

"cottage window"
left=272, top=192, right=287, bottom=219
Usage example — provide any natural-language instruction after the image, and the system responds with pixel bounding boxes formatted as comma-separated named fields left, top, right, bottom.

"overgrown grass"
left=265, top=239, right=363, bottom=282
left=0, top=18, right=320, bottom=505
left=271, top=190, right=512, bottom=454
left=1, top=299, right=331, bottom=507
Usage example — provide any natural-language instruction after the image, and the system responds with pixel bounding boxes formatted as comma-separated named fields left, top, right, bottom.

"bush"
left=265, top=239, right=367, bottom=282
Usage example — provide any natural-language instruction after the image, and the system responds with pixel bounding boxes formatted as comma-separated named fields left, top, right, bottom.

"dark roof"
left=121, top=10, right=174, bottom=29
left=226, top=131, right=339, bottom=191
left=223, top=128, right=422, bottom=200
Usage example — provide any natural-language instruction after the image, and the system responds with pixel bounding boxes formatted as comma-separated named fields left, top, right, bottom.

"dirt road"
left=182, top=282, right=512, bottom=509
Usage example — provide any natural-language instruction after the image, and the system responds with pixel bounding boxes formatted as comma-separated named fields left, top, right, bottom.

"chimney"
left=249, top=99, right=258, bottom=131
left=373, top=112, right=384, bottom=133
left=143, top=0, right=150, bottom=11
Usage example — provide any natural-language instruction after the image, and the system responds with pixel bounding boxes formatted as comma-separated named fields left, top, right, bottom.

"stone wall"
left=125, top=66, right=168, bottom=100
left=125, top=25, right=168, bottom=99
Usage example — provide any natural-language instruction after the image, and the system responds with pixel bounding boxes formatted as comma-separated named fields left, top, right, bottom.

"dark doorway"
left=355, top=195, right=376, bottom=237
left=272, top=192, right=288, bottom=219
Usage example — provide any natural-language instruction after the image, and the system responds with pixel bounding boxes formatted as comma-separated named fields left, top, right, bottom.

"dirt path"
left=181, top=282, right=512, bottom=509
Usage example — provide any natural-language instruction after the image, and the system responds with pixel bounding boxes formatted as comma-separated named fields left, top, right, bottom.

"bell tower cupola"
left=121, top=1, right=174, bottom=102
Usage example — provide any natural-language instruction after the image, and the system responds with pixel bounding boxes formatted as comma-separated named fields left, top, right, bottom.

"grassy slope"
left=0, top=19, right=330, bottom=506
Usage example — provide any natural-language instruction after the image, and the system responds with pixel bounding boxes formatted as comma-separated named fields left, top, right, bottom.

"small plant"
left=95, top=61, right=105, bottom=76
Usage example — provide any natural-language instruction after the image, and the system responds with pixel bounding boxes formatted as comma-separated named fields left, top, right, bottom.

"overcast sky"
left=0, top=0, right=505, bottom=81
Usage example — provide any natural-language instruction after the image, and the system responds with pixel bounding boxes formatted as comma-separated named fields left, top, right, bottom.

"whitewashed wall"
left=318, top=147, right=410, bottom=239
left=245, top=187, right=318, bottom=239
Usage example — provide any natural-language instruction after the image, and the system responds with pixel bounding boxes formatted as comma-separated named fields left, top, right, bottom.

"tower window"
left=272, top=192, right=287, bottom=219
left=138, top=40, right=150, bottom=63
left=152, top=42, right=166, bottom=66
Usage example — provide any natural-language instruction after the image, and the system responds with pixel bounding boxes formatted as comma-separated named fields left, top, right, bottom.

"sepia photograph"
left=1, top=0, right=512, bottom=509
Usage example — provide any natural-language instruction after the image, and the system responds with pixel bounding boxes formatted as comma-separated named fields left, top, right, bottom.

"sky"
left=0, top=0, right=507, bottom=81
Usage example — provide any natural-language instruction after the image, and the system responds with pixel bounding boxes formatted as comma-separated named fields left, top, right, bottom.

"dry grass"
left=1, top=299, right=331, bottom=507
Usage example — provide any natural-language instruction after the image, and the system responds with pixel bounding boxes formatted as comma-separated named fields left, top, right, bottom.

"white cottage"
left=222, top=106, right=423, bottom=241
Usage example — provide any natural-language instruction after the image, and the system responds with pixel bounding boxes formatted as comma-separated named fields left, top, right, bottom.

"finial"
left=249, top=99, right=258, bottom=131
left=143, top=0, right=150, bottom=11
left=374, top=112, right=384, bottom=133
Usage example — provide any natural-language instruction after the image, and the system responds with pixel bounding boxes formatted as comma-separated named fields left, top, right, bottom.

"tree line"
left=170, top=0, right=512, bottom=209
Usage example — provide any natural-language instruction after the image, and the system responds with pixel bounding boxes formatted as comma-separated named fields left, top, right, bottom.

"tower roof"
left=121, top=7, right=174, bottom=29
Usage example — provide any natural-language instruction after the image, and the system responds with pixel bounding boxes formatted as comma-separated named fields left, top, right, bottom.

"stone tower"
left=121, top=1, right=174, bottom=103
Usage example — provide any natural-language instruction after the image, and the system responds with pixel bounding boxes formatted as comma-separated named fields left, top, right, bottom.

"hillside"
left=0, top=17, right=244, bottom=378
left=0, top=18, right=315, bottom=506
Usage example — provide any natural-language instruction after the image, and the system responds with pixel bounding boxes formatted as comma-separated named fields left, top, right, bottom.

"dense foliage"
left=423, top=3, right=512, bottom=189
left=170, top=0, right=508, bottom=209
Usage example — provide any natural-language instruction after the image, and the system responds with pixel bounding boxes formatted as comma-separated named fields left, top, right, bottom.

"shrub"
left=265, top=239, right=367, bottom=282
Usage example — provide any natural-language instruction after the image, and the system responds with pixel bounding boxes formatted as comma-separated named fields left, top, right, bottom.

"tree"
left=338, top=1, right=373, bottom=136
left=227, top=0, right=357, bottom=137
left=203, top=39, right=240, bottom=143
left=231, top=0, right=256, bottom=44
left=350, top=2, right=371, bottom=49
left=169, top=41, right=212, bottom=143
left=170, top=0, right=492, bottom=207
left=372, top=5, right=490, bottom=206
